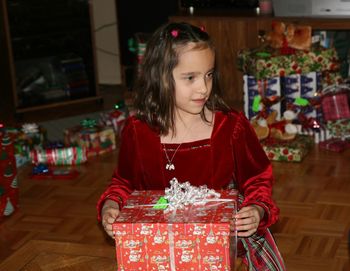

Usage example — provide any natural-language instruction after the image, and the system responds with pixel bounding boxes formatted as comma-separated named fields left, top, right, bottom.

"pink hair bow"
left=171, top=30, right=179, bottom=38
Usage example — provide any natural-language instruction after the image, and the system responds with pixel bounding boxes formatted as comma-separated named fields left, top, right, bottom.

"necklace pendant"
left=166, top=163, right=175, bottom=171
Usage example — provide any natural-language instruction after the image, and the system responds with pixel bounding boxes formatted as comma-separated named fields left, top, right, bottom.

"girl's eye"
left=206, top=72, right=214, bottom=79
left=185, top=75, right=194, bottom=81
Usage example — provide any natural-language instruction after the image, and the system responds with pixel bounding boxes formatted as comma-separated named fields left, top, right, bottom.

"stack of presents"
left=0, top=108, right=127, bottom=219
left=238, top=21, right=350, bottom=162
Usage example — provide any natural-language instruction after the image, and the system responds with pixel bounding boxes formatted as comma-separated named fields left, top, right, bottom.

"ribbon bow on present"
left=123, top=178, right=235, bottom=212
left=22, top=123, right=39, bottom=134
left=164, top=178, right=221, bottom=211
left=290, top=97, right=322, bottom=131
left=80, top=118, right=97, bottom=129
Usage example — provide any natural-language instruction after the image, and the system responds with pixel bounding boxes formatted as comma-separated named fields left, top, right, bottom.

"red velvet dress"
left=97, top=110, right=286, bottom=270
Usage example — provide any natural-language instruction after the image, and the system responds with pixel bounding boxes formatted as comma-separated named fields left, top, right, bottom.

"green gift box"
left=237, top=45, right=340, bottom=80
left=261, top=135, right=314, bottom=162
left=326, top=119, right=350, bottom=138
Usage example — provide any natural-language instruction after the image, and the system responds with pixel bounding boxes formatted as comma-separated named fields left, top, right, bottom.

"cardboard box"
left=113, top=190, right=238, bottom=271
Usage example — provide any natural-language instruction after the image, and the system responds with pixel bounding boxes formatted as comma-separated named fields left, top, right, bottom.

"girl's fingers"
left=238, top=229, right=256, bottom=237
left=236, top=216, right=256, bottom=225
left=233, top=206, right=261, bottom=237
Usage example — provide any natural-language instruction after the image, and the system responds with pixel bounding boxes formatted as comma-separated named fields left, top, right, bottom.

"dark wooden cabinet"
left=0, top=0, right=102, bottom=124
left=170, top=11, right=350, bottom=110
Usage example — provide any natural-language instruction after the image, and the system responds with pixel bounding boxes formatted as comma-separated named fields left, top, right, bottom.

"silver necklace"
left=163, top=143, right=182, bottom=171
left=162, top=120, right=196, bottom=171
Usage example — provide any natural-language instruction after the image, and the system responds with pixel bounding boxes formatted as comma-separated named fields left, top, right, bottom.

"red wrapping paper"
left=322, top=93, right=350, bottom=121
left=0, top=131, right=18, bottom=219
left=319, top=138, right=350, bottom=152
left=113, top=190, right=238, bottom=271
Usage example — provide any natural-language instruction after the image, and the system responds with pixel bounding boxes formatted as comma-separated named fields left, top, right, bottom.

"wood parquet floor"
left=0, top=147, right=349, bottom=270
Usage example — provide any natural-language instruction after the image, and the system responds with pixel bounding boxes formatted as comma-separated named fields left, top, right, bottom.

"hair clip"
left=200, top=26, right=206, bottom=32
left=171, top=30, right=179, bottom=38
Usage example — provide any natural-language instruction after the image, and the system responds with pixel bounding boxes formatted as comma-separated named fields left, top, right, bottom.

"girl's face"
left=172, top=43, right=215, bottom=119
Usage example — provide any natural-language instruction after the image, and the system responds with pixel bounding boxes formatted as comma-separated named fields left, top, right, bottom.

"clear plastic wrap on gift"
left=112, top=189, right=238, bottom=271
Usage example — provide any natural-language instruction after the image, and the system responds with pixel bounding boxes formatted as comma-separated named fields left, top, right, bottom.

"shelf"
left=15, top=96, right=102, bottom=114
left=0, top=0, right=100, bottom=123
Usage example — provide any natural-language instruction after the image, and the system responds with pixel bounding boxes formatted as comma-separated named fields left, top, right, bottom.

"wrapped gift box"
left=0, top=131, right=19, bottom=219
left=4, top=124, right=47, bottom=167
left=326, top=119, right=350, bottom=138
left=296, top=124, right=331, bottom=144
left=30, top=146, right=87, bottom=165
left=99, top=109, right=127, bottom=137
left=243, top=75, right=283, bottom=120
left=113, top=190, right=238, bottom=271
left=322, top=92, right=350, bottom=121
left=16, top=123, right=47, bottom=149
left=262, top=135, right=314, bottom=162
left=319, top=138, right=350, bottom=152
left=64, top=122, right=116, bottom=157
left=238, top=45, right=340, bottom=80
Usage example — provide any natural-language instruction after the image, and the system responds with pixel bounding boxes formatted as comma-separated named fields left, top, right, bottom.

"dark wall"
left=116, top=0, right=179, bottom=66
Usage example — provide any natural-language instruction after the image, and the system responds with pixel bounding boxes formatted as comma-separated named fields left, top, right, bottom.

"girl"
left=97, top=22, right=285, bottom=270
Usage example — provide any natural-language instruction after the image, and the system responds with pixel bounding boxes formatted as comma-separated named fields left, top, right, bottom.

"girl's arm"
left=96, top=117, right=140, bottom=220
left=232, top=112, right=280, bottom=234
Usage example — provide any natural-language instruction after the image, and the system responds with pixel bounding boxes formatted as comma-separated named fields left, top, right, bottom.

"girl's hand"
left=101, top=199, right=120, bottom=238
left=234, top=205, right=264, bottom=237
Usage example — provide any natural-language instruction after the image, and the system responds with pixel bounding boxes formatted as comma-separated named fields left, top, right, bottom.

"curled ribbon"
left=81, top=118, right=97, bottom=129
left=164, top=178, right=221, bottom=211
left=22, top=123, right=39, bottom=134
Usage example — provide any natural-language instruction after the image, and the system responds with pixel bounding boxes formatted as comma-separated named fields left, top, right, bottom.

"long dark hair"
left=133, top=22, right=230, bottom=135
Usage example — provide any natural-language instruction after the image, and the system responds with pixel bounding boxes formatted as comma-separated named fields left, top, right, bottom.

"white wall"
left=92, top=0, right=122, bottom=85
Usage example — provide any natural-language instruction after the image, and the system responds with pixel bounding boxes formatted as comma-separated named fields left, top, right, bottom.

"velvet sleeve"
left=232, top=112, right=279, bottom=233
left=96, top=118, right=139, bottom=220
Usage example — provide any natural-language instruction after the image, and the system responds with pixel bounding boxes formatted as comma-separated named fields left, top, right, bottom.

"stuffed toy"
left=286, top=24, right=312, bottom=51
left=265, top=21, right=312, bottom=51
left=270, top=110, right=298, bottom=140
left=251, top=110, right=298, bottom=141
left=265, top=21, right=287, bottom=49
left=251, top=111, right=276, bottom=140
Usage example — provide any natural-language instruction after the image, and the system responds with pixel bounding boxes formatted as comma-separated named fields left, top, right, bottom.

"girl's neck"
left=161, top=109, right=214, bottom=144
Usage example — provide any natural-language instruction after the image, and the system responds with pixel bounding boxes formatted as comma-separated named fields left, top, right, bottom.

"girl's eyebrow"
left=180, top=71, right=197, bottom=76
left=180, top=68, right=215, bottom=76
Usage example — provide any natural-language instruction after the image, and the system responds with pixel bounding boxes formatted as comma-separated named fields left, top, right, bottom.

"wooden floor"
left=0, top=146, right=349, bottom=270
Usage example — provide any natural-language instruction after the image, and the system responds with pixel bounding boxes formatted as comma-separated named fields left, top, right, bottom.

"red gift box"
left=319, top=138, right=350, bottom=152
left=0, top=131, right=18, bottom=219
left=322, top=93, right=350, bottom=121
left=113, top=190, right=238, bottom=271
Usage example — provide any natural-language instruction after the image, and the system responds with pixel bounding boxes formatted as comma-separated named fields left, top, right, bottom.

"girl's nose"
left=197, top=78, right=209, bottom=94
